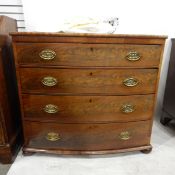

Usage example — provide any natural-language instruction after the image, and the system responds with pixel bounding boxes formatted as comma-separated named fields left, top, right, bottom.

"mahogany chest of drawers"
left=0, top=16, right=21, bottom=163
left=11, top=33, right=166, bottom=155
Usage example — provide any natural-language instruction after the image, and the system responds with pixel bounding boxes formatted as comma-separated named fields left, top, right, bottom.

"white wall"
left=22, top=0, right=174, bottom=117
left=0, top=0, right=25, bottom=31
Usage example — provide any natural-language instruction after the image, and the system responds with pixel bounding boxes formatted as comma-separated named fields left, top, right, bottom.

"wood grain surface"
left=22, top=94, right=155, bottom=123
left=0, top=16, right=22, bottom=163
left=24, top=120, right=151, bottom=151
left=15, top=43, right=161, bottom=67
left=20, top=68, right=158, bottom=95
left=11, top=33, right=166, bottom=155
left=0, top=123, right=5, bottom=145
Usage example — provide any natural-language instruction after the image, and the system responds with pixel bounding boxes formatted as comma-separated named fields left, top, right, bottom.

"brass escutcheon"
left=126, top=51, right=140, bottom=61
left=119, top=131, right=131, bottom=140
left=39, top=49, right=56, bottom=60
left=121, top=104, right=135, bottom=113
left=123, top=77, right=139, bottom=87
left=41, top=76, right=58, bottom=87
left=46, top=132, right=60, bottom=141
left=44, top=104, right=59, bottom=114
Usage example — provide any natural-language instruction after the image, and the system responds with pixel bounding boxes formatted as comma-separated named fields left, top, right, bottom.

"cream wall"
left=22, top=0, right=174, bottom=118
left=0, top=0, right=25, bottom=31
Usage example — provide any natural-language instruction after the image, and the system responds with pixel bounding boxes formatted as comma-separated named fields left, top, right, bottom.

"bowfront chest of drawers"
left=11, top=33, right=166, bottom=155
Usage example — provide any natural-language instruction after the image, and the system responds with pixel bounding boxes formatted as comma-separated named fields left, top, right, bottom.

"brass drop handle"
left=119, top=131, right=131, bottom=140
left=123, top=77, right=139, bottom=87
left=44, top=104, right=59, bottom=114
left=39, top=49, right=56, bottom=60
left=41, top=76, right=58, bottom=87
left=126, top=51, right=140, bottom=61
left=121, top=104, right=135, bottom=113
left=46, top=132, right=60, bottom=141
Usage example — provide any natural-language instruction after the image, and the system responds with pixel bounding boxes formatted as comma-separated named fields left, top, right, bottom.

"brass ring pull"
left=119, top=131, right=131, bottom=140
left=39, top=49, right=56, bottom=60
left=46, top=132, right=60, bottom=141
left=41, top=76, right=57, bottom=87
left=44, top=104, right=59, bottom=114
left=126, top=51, right=140, bottom=61
left=123, top=77, right=139, bottom=87
left=121, top=104, right=135, bottom=113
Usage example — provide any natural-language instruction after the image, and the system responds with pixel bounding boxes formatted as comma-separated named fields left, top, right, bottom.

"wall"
left=22, top=0, right=173, bottom=117
left=0, top=0, right=25, bottom=31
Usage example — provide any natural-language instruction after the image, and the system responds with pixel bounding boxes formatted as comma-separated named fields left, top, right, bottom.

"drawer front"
left=16, top=43, right=161, bottom=67
left=0, top=123, right=5, bottom=145
left=23, top=94, right=154, bottom=123
left=20, top=68, right=158, bottom=95
left=24, top=120, right=151, bottom=151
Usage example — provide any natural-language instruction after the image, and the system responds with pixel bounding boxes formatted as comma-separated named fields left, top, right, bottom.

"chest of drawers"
left=11, top=33, right=166, bottom=155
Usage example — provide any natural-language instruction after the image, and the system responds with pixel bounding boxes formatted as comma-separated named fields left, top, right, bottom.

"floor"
left=1, top=116, right=175, bottom=175
left=0, top=164, right=11, bottom=175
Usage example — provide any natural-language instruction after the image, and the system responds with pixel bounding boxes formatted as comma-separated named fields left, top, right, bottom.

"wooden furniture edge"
left=10, top=32, right=167, bottom=39
left=23, top=145, right=152, bottom=155
left=0, top=128, right=22, bottom=164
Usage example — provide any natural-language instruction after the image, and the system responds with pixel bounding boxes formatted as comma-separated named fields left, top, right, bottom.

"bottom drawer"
left=24, top=120, right=151, bottom=151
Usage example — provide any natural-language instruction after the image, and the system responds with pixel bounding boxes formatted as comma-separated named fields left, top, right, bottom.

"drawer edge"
left=23, top=144, right=152, bottom=155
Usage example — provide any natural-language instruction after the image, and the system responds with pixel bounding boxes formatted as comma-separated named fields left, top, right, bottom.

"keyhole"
left=89, top=72, right=93, bottom=76
left=90, top=48, right=94, bottom=52
left=89, top=99, right=92, bottom=103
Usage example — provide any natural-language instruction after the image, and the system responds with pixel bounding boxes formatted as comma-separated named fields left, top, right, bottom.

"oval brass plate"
left=46, top=132, right=60, bottom=141
left=121, top=104, right=135, bottom=113
left=126, top=51, right=140, bottom=61
left=123, top=77, right=139, bottom=87
left=44, top=104, right=59, bottom=114
left=119, top=131, right=131, bottom=140
left=39, top=49, right=56, bottom=60
left=41, top=76, right=58, bottom=87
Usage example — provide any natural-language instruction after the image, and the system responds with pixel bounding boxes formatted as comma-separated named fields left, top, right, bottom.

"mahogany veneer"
left=22, top=94, right=154, bottom=123
left=20, top=68, right=158, bottom=95
left=11, top=32, right=166, bottom=155
left=0, top=16, right=21, bottom=164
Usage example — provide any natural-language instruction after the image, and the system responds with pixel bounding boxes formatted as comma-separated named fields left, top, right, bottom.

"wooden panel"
left=15, top=43, right=161, bottom=67
left=24, top=120, right=151, bottom=151
left=23, top=94, right=155, bottom=123
left=0, top=123, right=5, bottom=145
left=11, top=33, right=167, bottom=44
left=20, top=68, right=158, bottom=95
left=0, top=16, right=22, bottom=163
left=0, top=16, right=17, bottom=34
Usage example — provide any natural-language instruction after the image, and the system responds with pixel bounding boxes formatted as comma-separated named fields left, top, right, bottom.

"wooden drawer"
left=0, top=123, right=5, bottom=145
left=20, top=68, right=158, bottom=95
left=23, top=94, right=154, bottom=123
left=24, top=120, right=151, bottom=151
left=15, top=43, right=161, bottom=67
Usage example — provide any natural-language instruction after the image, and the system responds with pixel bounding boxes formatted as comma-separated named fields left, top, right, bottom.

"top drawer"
left=15, top=43, right=161, bottom=67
